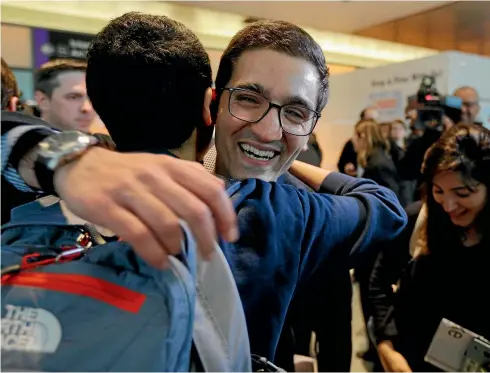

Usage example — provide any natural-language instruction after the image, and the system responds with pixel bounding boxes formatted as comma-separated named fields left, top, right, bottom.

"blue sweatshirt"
left=2, top=171, right=405, bottom=362
left=1, top=112, right=407, bottom=362
left=219, top=173, right=406, bottom=360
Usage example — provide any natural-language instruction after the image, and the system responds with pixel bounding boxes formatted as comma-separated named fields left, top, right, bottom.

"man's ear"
left=210, top=87, right=220, bottom=124
left=196, top=87, right=215, bottom=158
left=202, top=87, right=213, bottom=126
left=7, top=96, right=19, bottom=112
left=34, top=90, right=49, bottom=112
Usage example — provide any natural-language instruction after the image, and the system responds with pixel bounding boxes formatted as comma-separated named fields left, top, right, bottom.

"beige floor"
left=350, top=282, right=373, bottom=372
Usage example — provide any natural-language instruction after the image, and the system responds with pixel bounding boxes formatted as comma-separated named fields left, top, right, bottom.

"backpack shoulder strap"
left=192, top=243, right=251, bottom=372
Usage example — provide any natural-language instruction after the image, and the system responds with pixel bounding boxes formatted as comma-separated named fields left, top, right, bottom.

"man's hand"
left=344, top=162, right=357, bottom=177
left=442, top=115, right=455, bottom=131
left=290, top=160, right=332, bottom=191
left=377, top=341, right=412, bottom=372
left=54, top=147, right=238, bottom=268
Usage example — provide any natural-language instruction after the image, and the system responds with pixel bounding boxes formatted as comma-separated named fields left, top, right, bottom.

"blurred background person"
left=362, top=106, right=380, bottom=122
left=405, top=106, right=423, bottom=145
left=352, top=118, right=401, bottom=364
left=370, top=123, right=489, bottom=372
left=453, top=86, right=481, bottom=125
left=34, top=59, right=96, bottom=131
left=389, top=119, right=414, bottom=207
left=353, top=119, right=400, bottom=197
left=390, top=119, right=407, bottom=151
left=337, top=106, right=379, bottom=176
left=296, top=132, right=323, bottom=167
left=379, top=121, right=391, bottom=140
left=1, top=58, right=43, bottom=224
left=400, top=86, right=481, bottom=193
left=1, top=58, right=20, bottom=112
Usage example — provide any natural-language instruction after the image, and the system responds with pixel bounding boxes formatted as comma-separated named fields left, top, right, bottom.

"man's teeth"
left=239, top=143, right=276, bottom=160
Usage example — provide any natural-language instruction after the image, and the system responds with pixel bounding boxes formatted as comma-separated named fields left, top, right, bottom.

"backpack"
left=1, top=196, right=251, bottom=372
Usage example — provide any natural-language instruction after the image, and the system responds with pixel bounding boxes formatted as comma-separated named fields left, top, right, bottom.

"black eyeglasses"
left=222, top=87, right=320, bottom=136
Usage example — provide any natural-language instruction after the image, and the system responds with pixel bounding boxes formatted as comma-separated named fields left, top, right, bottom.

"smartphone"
left=425, top=318, right=479, bottom=371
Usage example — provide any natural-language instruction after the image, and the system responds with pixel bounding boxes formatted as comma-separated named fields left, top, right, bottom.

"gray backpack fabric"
left=1, top=196, right=251, bottom=371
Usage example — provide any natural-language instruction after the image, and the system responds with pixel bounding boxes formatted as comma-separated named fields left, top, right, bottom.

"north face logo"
left=1, top=305, right=62, bottom=353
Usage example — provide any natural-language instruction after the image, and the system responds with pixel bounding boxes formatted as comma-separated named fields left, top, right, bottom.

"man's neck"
left=170, top=130, right=198, bottom=161
left=215, top=155, right=230, bottom=179
left=40, top=114, right=62, bottom=130
left=170, top=146, right=196, bottom=162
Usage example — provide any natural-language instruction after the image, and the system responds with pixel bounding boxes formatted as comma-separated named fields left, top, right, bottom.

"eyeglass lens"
left=229, top=89, right=316, bottom=135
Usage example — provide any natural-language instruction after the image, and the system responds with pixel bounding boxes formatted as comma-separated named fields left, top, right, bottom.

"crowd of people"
left=334, top=87, right=488, bottom=371
left=1, top=10, right=488, bottom=373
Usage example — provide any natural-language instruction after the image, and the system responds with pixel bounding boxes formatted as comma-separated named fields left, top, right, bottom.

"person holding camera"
left=399, top=84, right=481, bottom=199
left=370, top=123, right=489, bottom=372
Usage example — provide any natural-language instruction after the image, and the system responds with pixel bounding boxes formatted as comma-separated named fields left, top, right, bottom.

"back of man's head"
left=360, top=106, right=379, bottom=121
left=1, top=58, right=20, bottom=110
left=35, top=59, right=87, bottom=97
left=214, top=20, right=329, bottom=113
left=86, top=12, right=212, bottom=152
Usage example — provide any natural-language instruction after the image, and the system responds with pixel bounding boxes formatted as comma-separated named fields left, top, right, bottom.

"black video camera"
left=412, top=76, right=462, bottom=130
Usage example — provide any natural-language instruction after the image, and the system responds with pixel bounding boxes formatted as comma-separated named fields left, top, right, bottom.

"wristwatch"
left=34, top=131, right=116, bottom=193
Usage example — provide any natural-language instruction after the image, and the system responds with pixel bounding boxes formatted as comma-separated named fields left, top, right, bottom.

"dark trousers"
left=354, top=252, right=379, bottom=356
left=274, top=269, right=353, bottom=372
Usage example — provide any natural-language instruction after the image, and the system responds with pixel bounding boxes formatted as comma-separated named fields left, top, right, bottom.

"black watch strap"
left=34, top=157, right=57, bottom=194
left=10, top=129, right=53, bottom=171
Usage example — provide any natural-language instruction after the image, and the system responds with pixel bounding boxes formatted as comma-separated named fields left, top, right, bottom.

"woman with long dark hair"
left=370, top=123, right=490, bottom=372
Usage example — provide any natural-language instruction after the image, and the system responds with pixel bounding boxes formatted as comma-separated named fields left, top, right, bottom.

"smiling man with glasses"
left=212, top=23, right=328, bottom=183
left=207, top=22, right=361, bottom=371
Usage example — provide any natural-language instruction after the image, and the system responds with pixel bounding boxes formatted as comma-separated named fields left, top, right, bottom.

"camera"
left=412, top=75, right=463, bottom=130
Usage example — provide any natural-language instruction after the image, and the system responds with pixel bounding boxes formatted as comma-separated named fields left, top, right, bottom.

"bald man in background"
left=453, top=86, right=481, bottom=125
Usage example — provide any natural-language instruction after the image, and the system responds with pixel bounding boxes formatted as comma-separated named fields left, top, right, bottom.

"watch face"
left=40, top=131, right=89, bottom=153
left=38, top=131, right=96, bottom=170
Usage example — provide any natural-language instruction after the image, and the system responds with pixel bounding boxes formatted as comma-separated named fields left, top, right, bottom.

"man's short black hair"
left=1, top=58, right=20, bottom=109
left=86, top=12, right=213, bottom=152
left=34, top=59, right=87, bottom=97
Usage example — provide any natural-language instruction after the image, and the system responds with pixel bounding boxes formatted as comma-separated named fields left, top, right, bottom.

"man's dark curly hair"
left=86, top=12, right=212, bottom=152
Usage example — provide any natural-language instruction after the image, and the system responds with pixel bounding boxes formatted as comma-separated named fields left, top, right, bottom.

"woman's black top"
left=370, top=202, right=490, bottom=371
